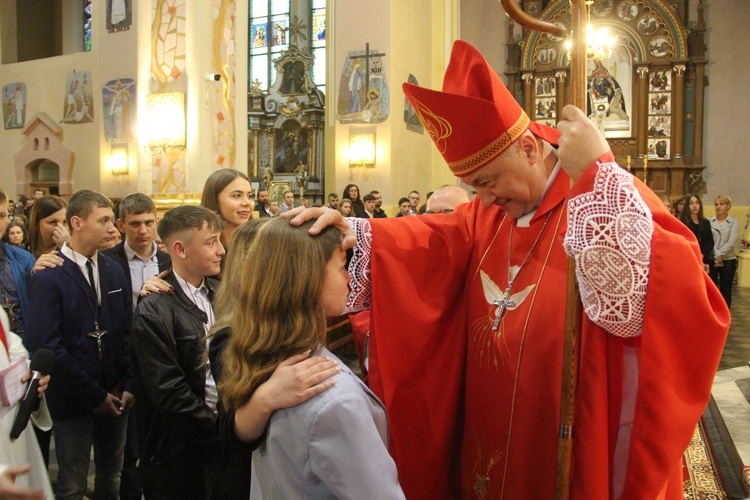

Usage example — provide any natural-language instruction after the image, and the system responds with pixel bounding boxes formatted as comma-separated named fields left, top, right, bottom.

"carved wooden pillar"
left=522, top=73, right=535, bottom=119
left=672, top=63, right=686, bottom=164
left=693, top=61, right=707, bottom=165
left=555, top=70, right=567, bottom=120
left=308, top=125, right=319, bottom=179
left=635, top=65, right=650, bottom=161
left=251, top=127, right=260, bottom=178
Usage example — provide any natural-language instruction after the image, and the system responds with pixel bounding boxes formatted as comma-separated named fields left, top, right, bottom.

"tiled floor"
left=709, top=286, right=750, bottom=499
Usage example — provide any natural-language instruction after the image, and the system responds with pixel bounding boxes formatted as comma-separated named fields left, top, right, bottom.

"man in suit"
left=101, top=192, right=170, bottom=500
left=26, top=189, right=132, bottom=500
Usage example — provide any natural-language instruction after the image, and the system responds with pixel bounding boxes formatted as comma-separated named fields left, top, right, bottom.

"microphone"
left=10, top=348, right=54, bottom=442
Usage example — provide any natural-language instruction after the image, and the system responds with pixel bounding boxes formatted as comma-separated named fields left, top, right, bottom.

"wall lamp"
left=349, top=133, right=375, bottom=168
left=142, top=92, right=186, bottom=155
left=108, top=143, right=129, bottom=178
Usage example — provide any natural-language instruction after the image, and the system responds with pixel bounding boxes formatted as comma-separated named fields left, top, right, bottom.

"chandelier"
left=564, top=0, right=616, bottom=61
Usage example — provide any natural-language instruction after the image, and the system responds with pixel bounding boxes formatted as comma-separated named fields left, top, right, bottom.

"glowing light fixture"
left=143, top=92, right=186, bottom=153
left=108, top=144, right=129, bottom=177
left=565, top=0, right=616, bottom=61
left=349, top=133, right=375, bottom=168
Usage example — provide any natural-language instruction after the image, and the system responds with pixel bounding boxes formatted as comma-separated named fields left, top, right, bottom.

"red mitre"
left=403, top=40, right=560, bottom=177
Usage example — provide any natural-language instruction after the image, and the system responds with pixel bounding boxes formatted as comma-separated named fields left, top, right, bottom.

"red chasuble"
left=365, top=157, right=729, bottom=499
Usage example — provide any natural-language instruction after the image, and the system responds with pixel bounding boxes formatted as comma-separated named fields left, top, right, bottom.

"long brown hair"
left=201, top=168, right=250, bottom=215
left=28, top=195, right=67, bottom=257
left=219, top=218, right=341, bottom=410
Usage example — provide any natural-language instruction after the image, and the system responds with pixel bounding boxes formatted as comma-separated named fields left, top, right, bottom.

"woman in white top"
left=709, top=194, right=740, bottom=307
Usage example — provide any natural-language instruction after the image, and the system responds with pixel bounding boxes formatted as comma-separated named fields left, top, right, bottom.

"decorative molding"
left=673, top=64, right=686, bottom=76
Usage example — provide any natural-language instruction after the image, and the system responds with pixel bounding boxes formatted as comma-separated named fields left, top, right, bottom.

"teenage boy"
left=130, top=206, right=227, bottom=498
left=26, top=190, right=132, bottom=499
left=101, top=192, right=171, bottom=500
left=362, top=193, right=377, bottom=218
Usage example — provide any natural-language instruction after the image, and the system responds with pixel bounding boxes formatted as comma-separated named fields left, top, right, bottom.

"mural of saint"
left=61, top=71, right=94, bottom=124
left=337, top=48, right=390, bottom=124
left=404, top=74, right=424, bottom=134
left=2, top=82, right=26, bottom=130
left=102, top=78, right=135, bottom=141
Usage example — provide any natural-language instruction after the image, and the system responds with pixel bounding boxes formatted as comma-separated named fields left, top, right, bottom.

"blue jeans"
left=53, top=412, right=128, bottom=500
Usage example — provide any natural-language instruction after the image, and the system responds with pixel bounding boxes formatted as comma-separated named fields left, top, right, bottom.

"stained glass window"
left=311, top=0, right=326, bottom=93
left=84, top=0, right=92, bottom=52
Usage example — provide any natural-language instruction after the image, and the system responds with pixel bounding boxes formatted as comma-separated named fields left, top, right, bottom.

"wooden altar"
left=506, top=0, right=708, bottom=198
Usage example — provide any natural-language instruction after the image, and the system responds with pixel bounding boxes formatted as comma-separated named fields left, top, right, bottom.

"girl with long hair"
left=679, top=194, right=714, bottom=269
left=201, top=168, right=254, bottom=254
left=337, top=198, right=353, bottom=217
left=342, top=183, right=367, bottom=218
left=220, top=218, right=404, bottom=499
left=28, top=195, right=68, bottom=258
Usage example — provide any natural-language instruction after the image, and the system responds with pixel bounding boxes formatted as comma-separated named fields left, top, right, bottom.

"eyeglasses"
left=425, top=209, right=454, bottom=215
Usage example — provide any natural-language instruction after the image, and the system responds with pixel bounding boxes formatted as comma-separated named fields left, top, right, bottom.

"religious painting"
left=102, top=78, right=135, bottom=141
left=337, top=47, right=390, bottom=125
left=586, top=48, right=632, bottom=138
left=403, top=74, right=424, bottom=134
left=535, top=76, right=556, bottom=97
left=649, top=92, right=671, bottom=114
left=107, top=0, right=132, bottom=33
left=637, top=14, right=660, bottom=36
left=313, top=12, right=326, bottom=41
left=649, top=36, right=672, bottom=58
left=536, top=45, right=557, bottom=65
left=616, top=0, right=639, bottom=21
left=2, top=82, right=26, bottom=130
left=271, top=17, right=288, bottom=46
left=269, top=181, right=292, bottom=204
left=279, top=60, right=308, bottom=95
left=61, top=70, right=94, bottom=124
left=591, top=0, right=613, bottom=17
left=252, top=24, right=267, bottom=48
left=274, top=120, right=309, bottom=174
left=535, top=97, right=557, bottom=119
left=647, top=138, right=670, bottom=159
left=647, top=115, right=671, bottom=138
left=649, top=69, right=671, bottom=92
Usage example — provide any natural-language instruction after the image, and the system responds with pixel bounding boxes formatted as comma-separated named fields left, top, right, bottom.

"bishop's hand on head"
left=556, top=105, right=612, bottom=182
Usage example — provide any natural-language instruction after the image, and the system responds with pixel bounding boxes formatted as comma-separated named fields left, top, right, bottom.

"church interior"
left=2, top=0, right=750, bottom=497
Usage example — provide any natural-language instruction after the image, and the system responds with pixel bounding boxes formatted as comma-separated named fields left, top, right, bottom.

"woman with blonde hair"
left=709, top=194, right=739, bottom=307
left=338, top=198, right=353, bottom=217
left=208, top=218, right=342, bottom=498
left=220, top=218, right=404, bottom=499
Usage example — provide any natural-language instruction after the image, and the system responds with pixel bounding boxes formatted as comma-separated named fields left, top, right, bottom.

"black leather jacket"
left=130, top=270, right=220, bottom=497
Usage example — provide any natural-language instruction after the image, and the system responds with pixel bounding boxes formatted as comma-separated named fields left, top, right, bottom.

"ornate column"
left=522, top=73, right=535, bottom=119
left=635, top=64, right=650, bottom=162
left=308, top=124, right=319, bottom=180
left=251, top=126, right=260, bottom=178
left=671, top=63, right=686, bottom=164
left=555, top=70, right=567, bottom=120
left=693, top=61, right=707, bottom=166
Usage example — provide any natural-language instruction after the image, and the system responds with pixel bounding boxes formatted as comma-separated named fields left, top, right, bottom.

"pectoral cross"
left=87, top=325, right=108, bottom=360
left=491, top=288, right=515, bottom=331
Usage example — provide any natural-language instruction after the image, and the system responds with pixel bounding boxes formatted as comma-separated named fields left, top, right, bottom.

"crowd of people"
left=0, top=39, right=735, bottom=500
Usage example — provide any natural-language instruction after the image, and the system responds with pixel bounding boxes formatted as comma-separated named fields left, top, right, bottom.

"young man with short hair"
left=362, top=193, right=376, bottom=218
left=370, top=190, right=387, bottom=218
left=101, top=192, right=171, bottom=500
left=327, top=193, right=339, bottom=210
left=130, top=205, right=227, bottom=498
left=26, top=189, right=132, bottom=499
left=268, top=199, right=280, bottom=217
left=408, top=190, right=420, bottom=215
left=278, top=190, right=295, bottom=215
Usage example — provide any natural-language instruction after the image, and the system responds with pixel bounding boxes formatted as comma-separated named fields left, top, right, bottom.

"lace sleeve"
left=563, top=161, right=653, bottom=338
left=345, top=218, right=372, bottom=313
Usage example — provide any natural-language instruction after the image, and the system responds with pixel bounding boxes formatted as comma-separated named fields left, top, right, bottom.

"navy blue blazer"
left=101, top=241, right=171, bottom=299
left=25, top=252, right=132, bottom=420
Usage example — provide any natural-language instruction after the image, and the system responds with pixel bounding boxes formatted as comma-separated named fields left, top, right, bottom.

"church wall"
left=702, top=1, right=750, bottom=208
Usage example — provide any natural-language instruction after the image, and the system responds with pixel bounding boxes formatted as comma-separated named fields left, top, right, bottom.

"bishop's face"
left=459, top=139, right=550, bottom=220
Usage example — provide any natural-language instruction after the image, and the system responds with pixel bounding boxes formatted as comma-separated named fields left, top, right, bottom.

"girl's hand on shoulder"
left=258, top=350, right=340, bottom=411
